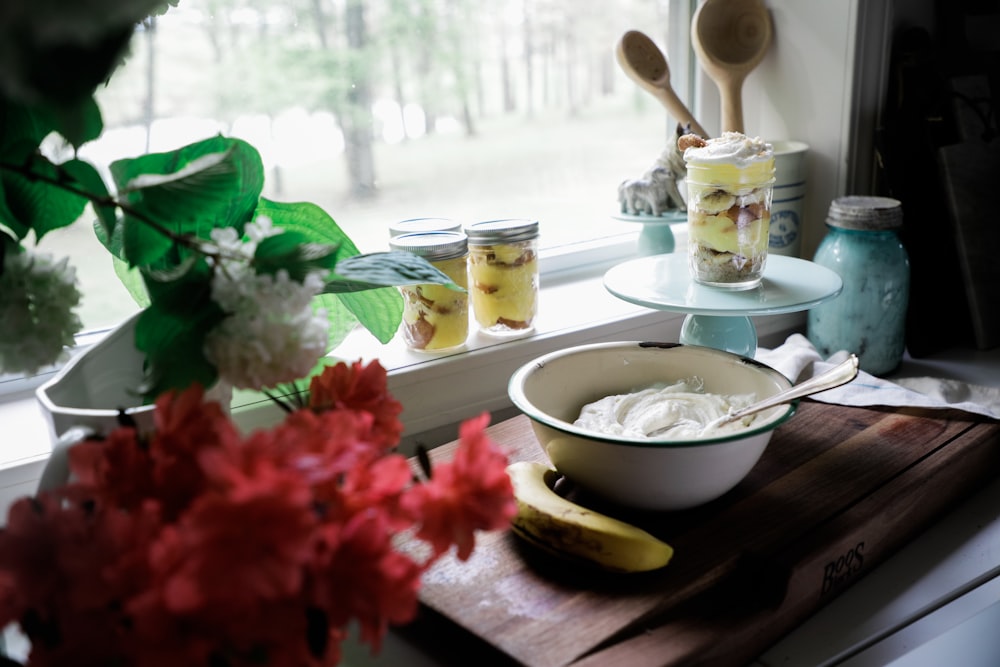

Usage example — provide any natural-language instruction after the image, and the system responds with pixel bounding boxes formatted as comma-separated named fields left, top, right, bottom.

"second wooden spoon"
left=691, top=0, right=772, bottom=134
left=616, top=29, right=710, bottom=139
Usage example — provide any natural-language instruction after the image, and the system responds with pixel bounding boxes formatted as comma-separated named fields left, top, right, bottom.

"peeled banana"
left=507, top=461, right=674, bottom=573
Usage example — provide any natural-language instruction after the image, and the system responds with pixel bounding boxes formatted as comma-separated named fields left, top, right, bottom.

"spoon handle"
left=719, top=78, right=745, bottom=135
left=657, top=88, right=711, bottom=140
left=721, top=354, right=860, bottom=425
left=646, top=354, right=860, bottom=438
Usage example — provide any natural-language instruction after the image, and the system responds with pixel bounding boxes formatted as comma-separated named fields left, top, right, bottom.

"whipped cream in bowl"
left=574, top=377, right=757, bottom=440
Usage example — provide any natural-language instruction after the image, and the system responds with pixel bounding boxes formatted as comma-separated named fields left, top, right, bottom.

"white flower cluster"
left=0, top=247, right=82, bottom=375
left=202, top=217, right=330, bottom=390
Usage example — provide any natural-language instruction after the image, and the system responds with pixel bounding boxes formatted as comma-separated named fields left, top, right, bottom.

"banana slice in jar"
left=696, top=189, right=737, bottom=214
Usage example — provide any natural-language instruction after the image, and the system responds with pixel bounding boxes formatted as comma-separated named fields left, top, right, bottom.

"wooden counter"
left=401, top=401, right=1000, bottom=667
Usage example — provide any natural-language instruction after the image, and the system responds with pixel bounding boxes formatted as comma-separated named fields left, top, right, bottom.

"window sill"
left=0, top=230, right=805, bottom=512
left=229, top=229, right=805, bottom=453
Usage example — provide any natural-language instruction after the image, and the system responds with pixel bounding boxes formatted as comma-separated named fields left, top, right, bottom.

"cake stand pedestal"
left=613, top=210, right=687, bottom=256
left=604, top=253, right=843, bottom=357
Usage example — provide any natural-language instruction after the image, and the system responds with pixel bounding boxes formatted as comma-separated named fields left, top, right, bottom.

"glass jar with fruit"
left=388, top=231, right=470, bottom=351
left=465, top=219, right=540, bottom=336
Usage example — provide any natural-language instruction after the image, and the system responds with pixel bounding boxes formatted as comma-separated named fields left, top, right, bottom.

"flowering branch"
left=0, top=154, right=185, bottom=249
left=0, top=129, right=462, bottom=396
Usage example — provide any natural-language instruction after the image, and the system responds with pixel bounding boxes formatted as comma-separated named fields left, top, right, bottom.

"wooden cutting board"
left=400, top=401, right=1000, bottom=667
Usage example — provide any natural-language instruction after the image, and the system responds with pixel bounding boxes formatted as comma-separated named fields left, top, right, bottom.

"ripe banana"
left=507, top=461, right=674, bottom=573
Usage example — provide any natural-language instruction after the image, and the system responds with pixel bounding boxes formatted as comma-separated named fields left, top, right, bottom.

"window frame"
left=0, top=0, right=706, bottom=475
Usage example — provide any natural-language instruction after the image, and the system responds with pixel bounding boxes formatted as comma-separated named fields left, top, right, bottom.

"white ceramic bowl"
left=507, top=341, right=796, bottom=511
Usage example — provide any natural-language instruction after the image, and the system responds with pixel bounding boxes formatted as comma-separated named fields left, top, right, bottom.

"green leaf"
left=140, top=253, right=212, bottom=307
left=255, top=198, right=358, bottom=262
left=63, top=158, right=116, bottom=238
left=0, top=181, right=28, bottom=241
left=119, top=150, right=233, bottom=267
left=254, top=199, right=407, bottom=347
left=336, top=288, right=404, bottom=344
left=254, top=231, right=339, bottom=282
left=313, top=293, right=360, bottom=351
left=0, top=99, right=56, bottom=155
left=1, top=153, right=89, bottom=242
left=111, top=136, right=264, bottom=268
left=325, top=251, right=461, bottom=293
left=94, top=216, right=148, bottom=305
left=136, top=304, right=221, bottom=400
left=44, top=96, right=104, bottom=150
left=134, top=258, right=224, bottom=399
left=112, top=255, right=150, bottom=307
left=93, top=213, right=126, bottom=260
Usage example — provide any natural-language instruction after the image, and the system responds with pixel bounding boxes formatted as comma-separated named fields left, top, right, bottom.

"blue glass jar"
left=807, top=196, right=910, bottom=376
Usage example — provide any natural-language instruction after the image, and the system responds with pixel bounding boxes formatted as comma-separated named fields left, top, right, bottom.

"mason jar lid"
left=827, top=196, right=903, bottom=231
left=465, top=218, right=540, bottom=244
left=388, top=217, right=462, bottom=237
left=389, top=231, right=468, bottom=262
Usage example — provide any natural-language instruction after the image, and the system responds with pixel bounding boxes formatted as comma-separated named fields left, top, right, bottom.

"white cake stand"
left=604, top=253, right=843, bottom=357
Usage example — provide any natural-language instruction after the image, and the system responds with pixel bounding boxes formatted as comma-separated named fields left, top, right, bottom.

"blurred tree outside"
left=44, top=0, right=676, bottom=331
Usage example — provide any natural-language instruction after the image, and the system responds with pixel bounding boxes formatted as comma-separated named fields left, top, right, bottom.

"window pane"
left=36, top=0, right=677, bottom=332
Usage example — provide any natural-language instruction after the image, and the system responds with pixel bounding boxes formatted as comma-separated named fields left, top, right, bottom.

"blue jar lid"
left=827, top=196, right=902, bottom=231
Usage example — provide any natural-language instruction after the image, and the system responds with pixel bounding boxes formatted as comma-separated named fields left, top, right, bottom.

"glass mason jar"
left=685, top=148, right=775, bottom=290
left=388, top=231, right=469, bottom=351
left=465, top=219, right=539, bottom=336
left=807, top=196, right=910, bottom=375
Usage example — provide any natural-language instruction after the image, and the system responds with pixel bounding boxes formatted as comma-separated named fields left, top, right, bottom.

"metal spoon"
left=691, top=0, right=772, bottom=134
left=616, top=30, right=710, bottom=139
left=648, top=354, right=860, bottom=438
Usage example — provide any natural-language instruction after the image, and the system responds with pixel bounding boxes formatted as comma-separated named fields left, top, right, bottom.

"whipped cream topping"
left=683, top=131, right=773, bottom=166
left=574, top=377, right=757, bottom=440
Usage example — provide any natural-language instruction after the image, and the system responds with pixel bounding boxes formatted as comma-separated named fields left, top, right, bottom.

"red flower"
left=0, top=360, right=516, bottom=667
left=0, top=494, right=163, bottom=666
left=308, top=361, right=403, bottom=447
left=142, top=472, right=317, bottom=617
left=310, top=510, right=424, bottom=652
left=148, top=385, right=241, bottom=519
left=242, top=408, right=382, bottom=485
left=403, top=412, right=516, bottom=560
left=67, top=428, right=152, bottom=509
left=66, top=385, right=242, bottom=521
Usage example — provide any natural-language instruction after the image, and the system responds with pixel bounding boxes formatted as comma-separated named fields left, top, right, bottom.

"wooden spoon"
left=616, top=30, right=710, bottom=139
left=691, top=0, right=772, bottom=134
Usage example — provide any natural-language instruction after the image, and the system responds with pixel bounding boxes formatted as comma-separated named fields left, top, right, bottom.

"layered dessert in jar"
left=388, top=231, right=469, bottom=351
left=680, top=132, right=775, bottom=289
left=465, top=219, right=539, bottom=335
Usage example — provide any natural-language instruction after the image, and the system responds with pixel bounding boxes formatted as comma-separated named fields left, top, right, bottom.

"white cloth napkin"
left=755, top=334, right=1000, bottom=421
